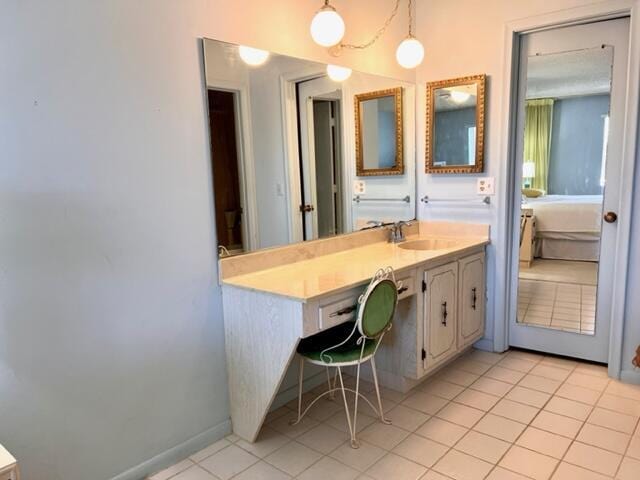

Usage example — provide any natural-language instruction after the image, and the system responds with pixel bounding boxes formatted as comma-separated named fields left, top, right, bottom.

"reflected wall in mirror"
left=355, top=87, right=403, bottom=176
left=425, top=75, right=486, bottom=174
left=202, top=38, right=416, bottom=257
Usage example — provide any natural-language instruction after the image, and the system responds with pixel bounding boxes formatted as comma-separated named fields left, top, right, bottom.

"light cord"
left=339, top=0, right=402, bottom=50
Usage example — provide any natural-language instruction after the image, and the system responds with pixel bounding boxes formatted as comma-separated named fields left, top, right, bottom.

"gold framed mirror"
left=426, top=75, right=486, bottom=174
left=355, top=87, right=404, bottom=176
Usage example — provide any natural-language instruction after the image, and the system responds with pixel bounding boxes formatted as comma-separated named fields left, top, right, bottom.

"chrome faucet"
left=388, top=221, right=412, bottom=243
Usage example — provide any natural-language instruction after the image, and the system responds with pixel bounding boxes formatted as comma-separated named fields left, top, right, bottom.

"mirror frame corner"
left=355, top=86, right=404, bottom=177
left=425, top=74, right=486, bottom=174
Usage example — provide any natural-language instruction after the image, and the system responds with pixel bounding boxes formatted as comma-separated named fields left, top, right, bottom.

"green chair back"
left=357, top=278, right=398, bottom=338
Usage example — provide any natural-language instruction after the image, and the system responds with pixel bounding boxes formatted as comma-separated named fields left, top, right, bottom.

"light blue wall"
left=434, top=107, right=476, bottom=166
left=548, top=95, right=610, bottom=195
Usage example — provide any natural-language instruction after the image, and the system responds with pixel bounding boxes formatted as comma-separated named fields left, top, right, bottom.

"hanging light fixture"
left=310, top=1, right=345, bottom=47
left=451, top=90, right=471, bottom=103
left=396, top=0, right=424, bottom=69
left=238, top=45, right=270, bottom=66
left=326, top=64, right=352, bottom=82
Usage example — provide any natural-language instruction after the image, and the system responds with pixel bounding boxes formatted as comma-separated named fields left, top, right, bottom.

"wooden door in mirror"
left=426, top=75, right=486, bottom=174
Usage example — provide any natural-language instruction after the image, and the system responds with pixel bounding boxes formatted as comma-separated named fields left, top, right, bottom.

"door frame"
left=495, top=0, right=640, bottom=378
left=206, top=81, right=260, bottom=251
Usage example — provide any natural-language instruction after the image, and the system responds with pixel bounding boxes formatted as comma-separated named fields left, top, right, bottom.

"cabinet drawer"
left=396, top=275, right=415, bottom=300
left=319, top=295, right=360, bottom=330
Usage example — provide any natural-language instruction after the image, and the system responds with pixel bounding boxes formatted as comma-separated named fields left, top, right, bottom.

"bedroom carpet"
left=519, top=259, right=598, bottom=286
left=517, top=279, right=596, bottom=335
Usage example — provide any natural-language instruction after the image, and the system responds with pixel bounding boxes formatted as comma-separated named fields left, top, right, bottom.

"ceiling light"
left=310, top=1, right=345, bottom=47
left=238, top=45, right=270, bottom=66
left=451, top=91, right=471, bottom=103
left=326, top=64, right=352, bottom=82
left=396, top=36, right=424, bottom=69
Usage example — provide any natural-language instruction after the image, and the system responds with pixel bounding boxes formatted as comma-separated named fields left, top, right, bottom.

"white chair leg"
left=326, top=367, right=335, bottom=400
left=336, top=366, right=359, bottom=448
left=370, top=356, right=391, bottom=424
left=289, top=356, right=305, bottom=425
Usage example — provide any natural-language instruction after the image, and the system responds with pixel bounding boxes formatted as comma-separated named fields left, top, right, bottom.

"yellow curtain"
left=524, top=99, right=554, bottom=191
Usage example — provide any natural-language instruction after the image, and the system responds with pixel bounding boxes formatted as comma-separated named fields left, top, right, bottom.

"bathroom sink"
left=398, top=238, right=464, bottom=251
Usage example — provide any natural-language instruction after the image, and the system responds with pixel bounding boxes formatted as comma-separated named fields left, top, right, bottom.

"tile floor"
left=518, top=279, right=596, bottom=334
left=149, top=348, right=640, bottom=480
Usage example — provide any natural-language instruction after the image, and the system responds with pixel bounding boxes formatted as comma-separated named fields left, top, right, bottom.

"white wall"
left=415, top=0, right=640, bottom=375
left=0, top=1, right=412, bottom=480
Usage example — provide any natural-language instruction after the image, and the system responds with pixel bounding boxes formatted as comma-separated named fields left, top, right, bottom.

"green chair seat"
left=297, top=322, right=377, bottom=364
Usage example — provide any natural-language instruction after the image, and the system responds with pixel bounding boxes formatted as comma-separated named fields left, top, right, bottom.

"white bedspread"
left=523, top=195, right=603, bottom=234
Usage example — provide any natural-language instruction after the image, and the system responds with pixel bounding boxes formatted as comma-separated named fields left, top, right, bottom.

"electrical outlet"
left=477, top=177, right=495, bottom=195
left=353, top=180, right=366, bottom=194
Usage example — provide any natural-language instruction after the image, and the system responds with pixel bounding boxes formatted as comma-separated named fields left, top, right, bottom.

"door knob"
left=604, top=211, right=618, bottom=223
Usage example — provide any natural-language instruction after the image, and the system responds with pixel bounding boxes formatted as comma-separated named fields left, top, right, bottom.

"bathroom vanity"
left=220, top=221, right=489, bottom=442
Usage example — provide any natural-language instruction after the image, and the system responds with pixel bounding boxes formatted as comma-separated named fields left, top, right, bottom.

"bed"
left=522, top=194, right=603, bottom=261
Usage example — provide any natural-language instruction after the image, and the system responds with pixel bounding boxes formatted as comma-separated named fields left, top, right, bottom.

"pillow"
left=522, top=188, right=545, bottom=198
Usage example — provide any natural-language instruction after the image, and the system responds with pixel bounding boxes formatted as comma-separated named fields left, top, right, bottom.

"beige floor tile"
left=470, top=377, right=514, bottom=397
left=530, top=364, right=571, bottom=382
left=455, top=431, right=511, bottom=464
left=366, top=453, right=427, bottom=480
left=437, top=368, right=481, bottom=387
left=268, top=410, right=320, bottom=438
left=452, top=357, right=493, bottom=375
left=326, top=411, right=376, bottom=434
left=420, top=471, right=452, bottom=480
left=189, top=439, right=231, bottom=463
left=379, top=387, right=410, bottom=404
left=306, top=398, right=349, bottom=422
left=605, top=380, right=640, bottom=401
left=550, top=462, right=610, bottom=480
left=544, top=396, right=592, bottom=421
left=516, top=427, right=572, bottom=459
left=433, top=449, right=494, bottom=480
left=485, top=366, right=527, bottom=385
left=454, top=389, right=501, bottom=411
left=359, top=422, right=410, bottom=450
left=297, top=424, right=349, bottom=455
left=233, top=461, right=292, bottom=480
left=387, top=404, right=431, bottom=432
left=564, top=442, right=621, bottom=476
left=576, top=423, right=631, bottom=454
left=473, top=413, right=527, bottom=443
left=627, top=435, right=640, bottom=460
left=224, top=433, right=240, bottom=443
left=199, top=445, right=259, bottom=480
left=573, top=363, right=608, bottom=378
left=499, top=445, right=558, bottom=480
left=265, top=406, right=293, bottom=424
left=531, top=411, right=583, bottom=439
left=587, top=407, right=638, bottom=434
left=486, top=467, right=530, bottom=479
left=518, top=374, right=562, bottom=394
left=436, top=402, right=485, bottom=428
left=150, top=459, right=195, bottom=480
left=617, top=456, right=640, bottom=480
left=506, top=350, right=545, bottom=363
left=565, top=372, right=609, bottom=392
left=419, top=380, right=466, bottom=400
left=597, top=393, right=640, bottom=417
left=236, top=428, right=291, bottom=459
left=403, top=392, right=450, bottom=415
left=466, top=350, right=506, bottom=366
left=297, top=456, right=358, bottom=480
left=497, top=356, right=537, bottom=373
left=554, top=383, right=601, bottom=405
left=392, top=434, right=449, bottom=467
left=416, top=417, right=468, bottom=446
left=329, top=440, right=386, bottom=472
left=491, top=398, right=539, bottom=424
left=505, top=386, right=551, bottom=408
left=264, top=442, right=322, bottom=477
left=171, top=465, right=220, bottom=480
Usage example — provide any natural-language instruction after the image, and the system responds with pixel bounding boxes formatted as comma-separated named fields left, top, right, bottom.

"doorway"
left=508, top=18, right=629, bottom=363
left=207, top=89, right=247, bottom=255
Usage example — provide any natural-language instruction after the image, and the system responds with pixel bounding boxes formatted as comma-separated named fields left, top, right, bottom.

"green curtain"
left=524, top=99, right=554, bottom=191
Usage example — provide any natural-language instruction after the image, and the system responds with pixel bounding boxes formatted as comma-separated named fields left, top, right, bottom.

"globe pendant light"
left=310, top=1, right=345, bottom=47
left=396, top=0, right=424, bottom=69
left=238, top=45, right=270, bottom=66
left=326, top=64, right=352, bottom=82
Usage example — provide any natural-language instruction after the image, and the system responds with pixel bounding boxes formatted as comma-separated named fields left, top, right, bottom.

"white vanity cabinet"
left=458, top=252, right=486, bottom=349
left=423, top=262, right=458, bottom=369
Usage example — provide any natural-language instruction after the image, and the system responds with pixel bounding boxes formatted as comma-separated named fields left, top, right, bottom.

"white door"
left=509, top=18, right=629, bottom=362
left=297, top=76, right=343, bottom=240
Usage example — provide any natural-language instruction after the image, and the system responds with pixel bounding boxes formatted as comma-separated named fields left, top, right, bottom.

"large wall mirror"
left=355, top=87, right=403, bottom=176
left=202, top=38, right=416, bottom=257
left=425, top=75, right=486, bottom=174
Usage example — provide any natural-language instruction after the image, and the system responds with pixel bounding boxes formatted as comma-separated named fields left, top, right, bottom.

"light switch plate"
left=353, top=180, right=366, bottom=194
left=477, top=177, right=495, bottom=195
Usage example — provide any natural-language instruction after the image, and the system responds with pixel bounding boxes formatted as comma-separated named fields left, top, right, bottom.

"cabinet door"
left=458, top=252, right=485, bottom=348
left=424, top=262, right=457, bottom=369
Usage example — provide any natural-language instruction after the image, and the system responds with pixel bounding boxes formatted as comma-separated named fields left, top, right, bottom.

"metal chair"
left=291, top=267, right=399, bottom=448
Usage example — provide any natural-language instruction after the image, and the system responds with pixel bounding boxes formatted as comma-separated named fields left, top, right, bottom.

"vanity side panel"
left=222, top=285, right=303, bottom=441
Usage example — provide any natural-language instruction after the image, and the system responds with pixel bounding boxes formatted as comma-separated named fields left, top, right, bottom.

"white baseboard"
left=620, top=369, right=640, bottom=385
left=110, top=419, right=232, bottom=480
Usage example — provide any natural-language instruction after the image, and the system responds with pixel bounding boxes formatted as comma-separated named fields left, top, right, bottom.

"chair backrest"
left=356, top=267, right=399, bottom=338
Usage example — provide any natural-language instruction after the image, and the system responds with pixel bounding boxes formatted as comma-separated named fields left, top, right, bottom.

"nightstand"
left=520, top=208, right=536, bottom=268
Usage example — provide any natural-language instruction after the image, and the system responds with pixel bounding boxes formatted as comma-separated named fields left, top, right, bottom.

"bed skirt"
left=534, top=237, right=600, bottom=262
